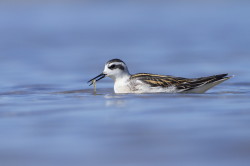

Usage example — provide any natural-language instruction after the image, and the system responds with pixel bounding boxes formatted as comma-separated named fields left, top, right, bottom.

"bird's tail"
left=182, top=74, right=232, bottom=93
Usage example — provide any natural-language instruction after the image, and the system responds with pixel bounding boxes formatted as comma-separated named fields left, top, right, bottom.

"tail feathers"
left=178, top=74, right=232, bottom=93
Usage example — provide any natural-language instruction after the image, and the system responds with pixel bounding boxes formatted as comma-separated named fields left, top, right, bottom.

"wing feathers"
left=131, top=73, right=230, bottom=91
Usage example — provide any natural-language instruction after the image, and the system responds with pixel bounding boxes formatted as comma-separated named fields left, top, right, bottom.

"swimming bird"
left=88, top=59, right=232, bottom=93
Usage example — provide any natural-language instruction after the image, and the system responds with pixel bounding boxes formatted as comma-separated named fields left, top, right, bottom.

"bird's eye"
left=109, top=64, right=116, bottom=69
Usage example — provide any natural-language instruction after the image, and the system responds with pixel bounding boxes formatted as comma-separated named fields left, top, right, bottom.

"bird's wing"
left=130, top=73, right=190, bottom=88
left=131, top=73, right=229, bottom=91
left=176, top=74, right=229, bottom=91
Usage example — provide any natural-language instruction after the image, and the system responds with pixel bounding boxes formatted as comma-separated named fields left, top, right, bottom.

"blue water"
left=0, top=1, right=250, bottom=166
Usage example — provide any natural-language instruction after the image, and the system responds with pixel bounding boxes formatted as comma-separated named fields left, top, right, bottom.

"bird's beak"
left=87, top=73, right=106, bottom=86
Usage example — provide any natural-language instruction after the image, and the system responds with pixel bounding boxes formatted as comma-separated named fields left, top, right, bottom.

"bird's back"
left=130, top=73, right=231, bottom=93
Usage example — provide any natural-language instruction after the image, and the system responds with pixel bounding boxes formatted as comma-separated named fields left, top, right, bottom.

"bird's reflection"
left=104, top=94, right=126, bottom=107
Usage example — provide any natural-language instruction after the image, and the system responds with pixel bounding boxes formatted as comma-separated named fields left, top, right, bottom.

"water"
left=0, top=1, right=250, bottom=166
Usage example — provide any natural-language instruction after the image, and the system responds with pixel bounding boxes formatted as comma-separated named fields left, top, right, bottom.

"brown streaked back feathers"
left=130, top=73, right=229, bottom=91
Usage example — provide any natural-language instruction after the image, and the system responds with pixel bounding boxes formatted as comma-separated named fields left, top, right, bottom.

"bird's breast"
left=114, top=80, right=132, bottom=93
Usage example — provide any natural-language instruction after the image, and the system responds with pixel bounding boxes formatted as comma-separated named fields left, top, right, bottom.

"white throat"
left=112, top=72, right=130, bottom=81
left=110, top=72, right=131, bottom=93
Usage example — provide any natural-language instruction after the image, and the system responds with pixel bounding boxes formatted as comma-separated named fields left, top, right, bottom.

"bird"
left=88, top=59, right=232, bottom=94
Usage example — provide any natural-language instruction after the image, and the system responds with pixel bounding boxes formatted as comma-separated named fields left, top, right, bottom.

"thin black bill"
left=87, top=73, right=106, bottom=86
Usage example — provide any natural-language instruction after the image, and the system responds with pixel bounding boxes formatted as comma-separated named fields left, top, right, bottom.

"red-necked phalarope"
left=88, top=59, right=232, bottom=93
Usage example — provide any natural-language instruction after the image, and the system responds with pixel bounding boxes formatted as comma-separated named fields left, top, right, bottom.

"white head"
left=103, top=59, right=130, bottom=80
left=88, top=59, right=130, bottom=84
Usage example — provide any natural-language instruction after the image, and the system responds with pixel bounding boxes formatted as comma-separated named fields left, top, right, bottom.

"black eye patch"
left=109, top=64, right=116, bottom=69
left=108, top=64, right=124, bottom=70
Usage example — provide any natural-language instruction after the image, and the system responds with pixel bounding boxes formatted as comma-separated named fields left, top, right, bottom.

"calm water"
left=0, top=1, right=250, bottom=166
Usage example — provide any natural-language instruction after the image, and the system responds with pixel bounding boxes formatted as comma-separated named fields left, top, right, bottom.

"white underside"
left=114, top=77, right=230, bottom=94
left=114, top=79, right=180, bottom=93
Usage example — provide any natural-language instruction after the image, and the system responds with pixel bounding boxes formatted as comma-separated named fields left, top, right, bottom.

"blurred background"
left=0, top=0, right=250, bottom=166
left=1, top=0, right=250, bottom=87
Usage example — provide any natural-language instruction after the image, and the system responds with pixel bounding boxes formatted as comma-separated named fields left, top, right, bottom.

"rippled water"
left=1, top=1, right=250, bottom=166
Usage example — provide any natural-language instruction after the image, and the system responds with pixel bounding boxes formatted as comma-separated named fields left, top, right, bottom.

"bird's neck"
left=113, top=72, right=131, bottom=82
left=113, top=72, right=132, bottom=93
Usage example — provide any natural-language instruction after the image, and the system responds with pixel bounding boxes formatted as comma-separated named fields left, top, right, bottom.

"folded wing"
left=131, top=73, right=230, bottom=93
